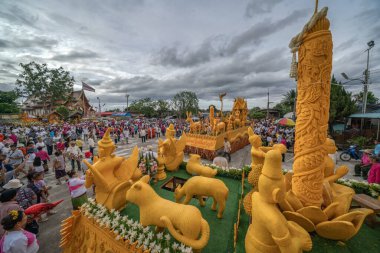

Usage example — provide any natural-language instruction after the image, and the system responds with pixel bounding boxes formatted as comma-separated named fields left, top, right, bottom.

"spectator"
left=374, top=140, right=380, bottom=156
left=354, top=149, right=372, bottom=177
left=368, top=156, right=380, bottom=184
left=52, top=151, right=67, bottom=185
left=66, top=170, right=87, bottom=210
left=0, top=210, right=39, bottom=252
left=35, top=146, right=50, bottom=173
left=223, top=137, right=231, bottom=162
left=66, top=141, right=82, bottom=172
left=0, top=189, right=23, bottom=236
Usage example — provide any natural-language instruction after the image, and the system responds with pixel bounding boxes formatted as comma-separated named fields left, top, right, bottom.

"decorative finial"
left=97, top=128, right=114, bottom=148
left=314, top=0, right=319, bottom=14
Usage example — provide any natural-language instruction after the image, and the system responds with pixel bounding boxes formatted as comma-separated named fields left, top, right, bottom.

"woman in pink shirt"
left=354, top=150, right=372, bottom=178
left=35, top=147, right=50, bottom=173
left=368, top=156, right=380, bottom=184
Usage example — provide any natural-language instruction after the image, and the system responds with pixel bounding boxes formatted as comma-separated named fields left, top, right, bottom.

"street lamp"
left=340, top=40, right=375, bottom=114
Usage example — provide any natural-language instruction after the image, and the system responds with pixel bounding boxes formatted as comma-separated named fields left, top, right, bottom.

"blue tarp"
left=112, top=112, right=132, bottom=117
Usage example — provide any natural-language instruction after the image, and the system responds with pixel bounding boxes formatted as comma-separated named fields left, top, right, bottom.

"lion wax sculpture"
left=186, top=154, right=217, bottom=177
left=158, top=124, right=187, bottom=171
left=174, top=176, right=229, bottom=218
left=245, top=150, right=312, bottom=253
left=126, top=175, right=210, bottom=251
left=277, top=5, right=373, bottom=242
left=83, top=128, right=141, bottom=210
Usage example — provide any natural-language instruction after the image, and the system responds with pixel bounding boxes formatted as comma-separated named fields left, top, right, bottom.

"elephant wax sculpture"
left=158, top=124, right=186, bottom=171
left=280, top=138, right=373, bottom=241
left=83, top=128, right=141, bottom=210
left=125, top=175, right=210, bottom=251
left=245, top=150, right=312, bottom=253
left=243, top=127, right=287, bottom=215
left=174, top=176, right=229, bottom=218
left=186, top=154, right=217, bottom=177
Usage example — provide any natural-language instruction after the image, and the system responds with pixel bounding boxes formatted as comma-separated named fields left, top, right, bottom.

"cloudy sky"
left=1, top=0, right=379, bottom=111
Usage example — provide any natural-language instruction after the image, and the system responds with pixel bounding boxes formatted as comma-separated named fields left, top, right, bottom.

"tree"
left=172, top=91, right=199, bottom=118
left=108, top=108, right=122, bottom=112
left=154, top=99, right=171, bottom=117
left=353, top=91, right=379, bottom=105
left=280, top=89, right=296, bottom=113
left=128, top=98, right=156, bottom=117
left=329, top=78, right=357, bottom=126
left=55, top=106, right=69, bottom=120
left=249, top=107, right=265, bottom=119
left=0, top=90, right=19, bottom=113
left=15, top=62, right=74, bottom=113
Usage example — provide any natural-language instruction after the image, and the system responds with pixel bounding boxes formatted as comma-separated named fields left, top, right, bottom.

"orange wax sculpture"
left=245, top=150, right=312, bottom=253
left=84, top=128, right=141, bottom=210
left=158, top=124, right=186, bottom=171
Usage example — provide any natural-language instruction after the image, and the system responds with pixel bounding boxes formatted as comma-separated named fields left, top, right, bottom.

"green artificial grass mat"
left=121, top=168, right=380, bottom=253
left=121, top=169, right=242, bottom=253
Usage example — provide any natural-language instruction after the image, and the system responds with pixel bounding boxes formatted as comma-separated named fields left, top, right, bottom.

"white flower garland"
left=81, top=199, right=193, bottom=253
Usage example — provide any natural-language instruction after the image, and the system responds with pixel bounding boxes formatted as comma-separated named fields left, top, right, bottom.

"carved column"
left=292, top=16, right=333, bottom=206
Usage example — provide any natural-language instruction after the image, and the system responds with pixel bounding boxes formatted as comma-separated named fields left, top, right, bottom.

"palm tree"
left=280, top=89, right=296, bottom=112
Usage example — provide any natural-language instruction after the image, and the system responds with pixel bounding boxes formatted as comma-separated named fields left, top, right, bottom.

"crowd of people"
left=0, top=116, right=379, bottom=252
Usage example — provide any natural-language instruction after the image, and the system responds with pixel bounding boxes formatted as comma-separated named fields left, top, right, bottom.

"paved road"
left=35, top=136, right=363, bottom=253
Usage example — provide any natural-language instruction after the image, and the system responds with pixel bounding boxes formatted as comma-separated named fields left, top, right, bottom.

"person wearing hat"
left=3, top=179, right=39, bottom=235
left=0, top=189, right=23, bottom=236
left=354, top=149, right=372, bottom=178
left=66, top=141, right=82, bottom=172
left=80, top=151, right=93, bottom=173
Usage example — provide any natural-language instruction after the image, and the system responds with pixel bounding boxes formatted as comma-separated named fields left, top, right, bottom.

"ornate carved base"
left=61, top=211, right=149, bottom=253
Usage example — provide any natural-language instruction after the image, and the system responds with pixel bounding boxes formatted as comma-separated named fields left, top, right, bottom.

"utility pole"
left=363, top=40, right=375, bottom=113
left=126, top=94, right=130, bottom=112
left=97, top=97, right=101, bottom=117
left=266, top=89, right=270, bottom=119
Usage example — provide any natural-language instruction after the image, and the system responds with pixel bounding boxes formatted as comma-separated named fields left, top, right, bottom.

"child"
left=33, top=172, right=49, bottom=203
left=81, top=152, right=92, bottom=173
left=36, top=146, right=50, bottom=173
left=32, top=157, right=44, bottom=173
left=52, top=150, right=67, bottom=185
left=67, top=170, right=87, bottom=210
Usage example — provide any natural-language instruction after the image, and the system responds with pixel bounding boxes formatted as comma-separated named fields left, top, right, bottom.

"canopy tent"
left=112, top=112, right=132, bottom=117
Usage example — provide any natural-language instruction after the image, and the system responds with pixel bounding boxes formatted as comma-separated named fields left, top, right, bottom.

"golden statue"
left=126, top=175, right=210, bottom=251
left=158, top=124, right=186, bottom=171
left=174, top=176, right=229, bottom=218
left=245, top=150, right=312, bottom=253
left=278, top=5, right=373, bottom=241
left=186, top=111, right=201, bottom=134
left=244, top=127, right=286, bottom=215
left=186, top=154, right=217, bottom=177
left=84, top=128, right=141, bottom=210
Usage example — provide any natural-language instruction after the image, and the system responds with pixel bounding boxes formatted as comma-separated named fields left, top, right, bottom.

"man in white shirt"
left=66, top=141, right=82, bottom=172
left=87, top=137, right=95, bottom=154
left=223, top=137, right=231, bottom=162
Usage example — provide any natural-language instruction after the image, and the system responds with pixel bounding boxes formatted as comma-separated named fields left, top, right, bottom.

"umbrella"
left=275, top=118, right=295, bottom=126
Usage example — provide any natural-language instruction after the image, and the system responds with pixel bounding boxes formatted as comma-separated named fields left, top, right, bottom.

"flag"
left=82, top=81, right=95, bottom=92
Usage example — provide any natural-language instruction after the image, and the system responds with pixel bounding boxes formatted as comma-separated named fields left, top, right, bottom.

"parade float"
left=60, top=2, right=379, bottom=253
left=184, top=95, right=250, bottom=160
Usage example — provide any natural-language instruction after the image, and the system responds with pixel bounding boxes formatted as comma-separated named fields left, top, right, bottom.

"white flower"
left=172, top=242, right=179, bottom=250
left=156, top=232, right=163, bottom=240
left=147, top=231, right=154, bottom=240
left=143, top=226, right=150, bottom=233
left=164, top=233, right=171, bottom=241
left=163, top=248, right=170, bottom=253
left=149, top=241, right=156, bottom=249
left=154, top=244, right=161, bottom=253
left=179, top=243, right=187, bottom=252
left=143, top=238, right=150, bottom=246
left=115, top=235, right=120, bottom=240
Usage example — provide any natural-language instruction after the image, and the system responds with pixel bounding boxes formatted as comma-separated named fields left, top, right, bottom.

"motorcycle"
left=340, top=145, right=362, bottom=161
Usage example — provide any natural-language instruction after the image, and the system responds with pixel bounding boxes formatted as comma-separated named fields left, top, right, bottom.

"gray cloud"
left=153, top=40, right=215, bottom=67
left=0, top=37, right=57, bottom=50
left=245, top=0, right=282, bottom=18
left=51, top=50, right=99, bottom=61
left=224, top=9, right=307, bottom=55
